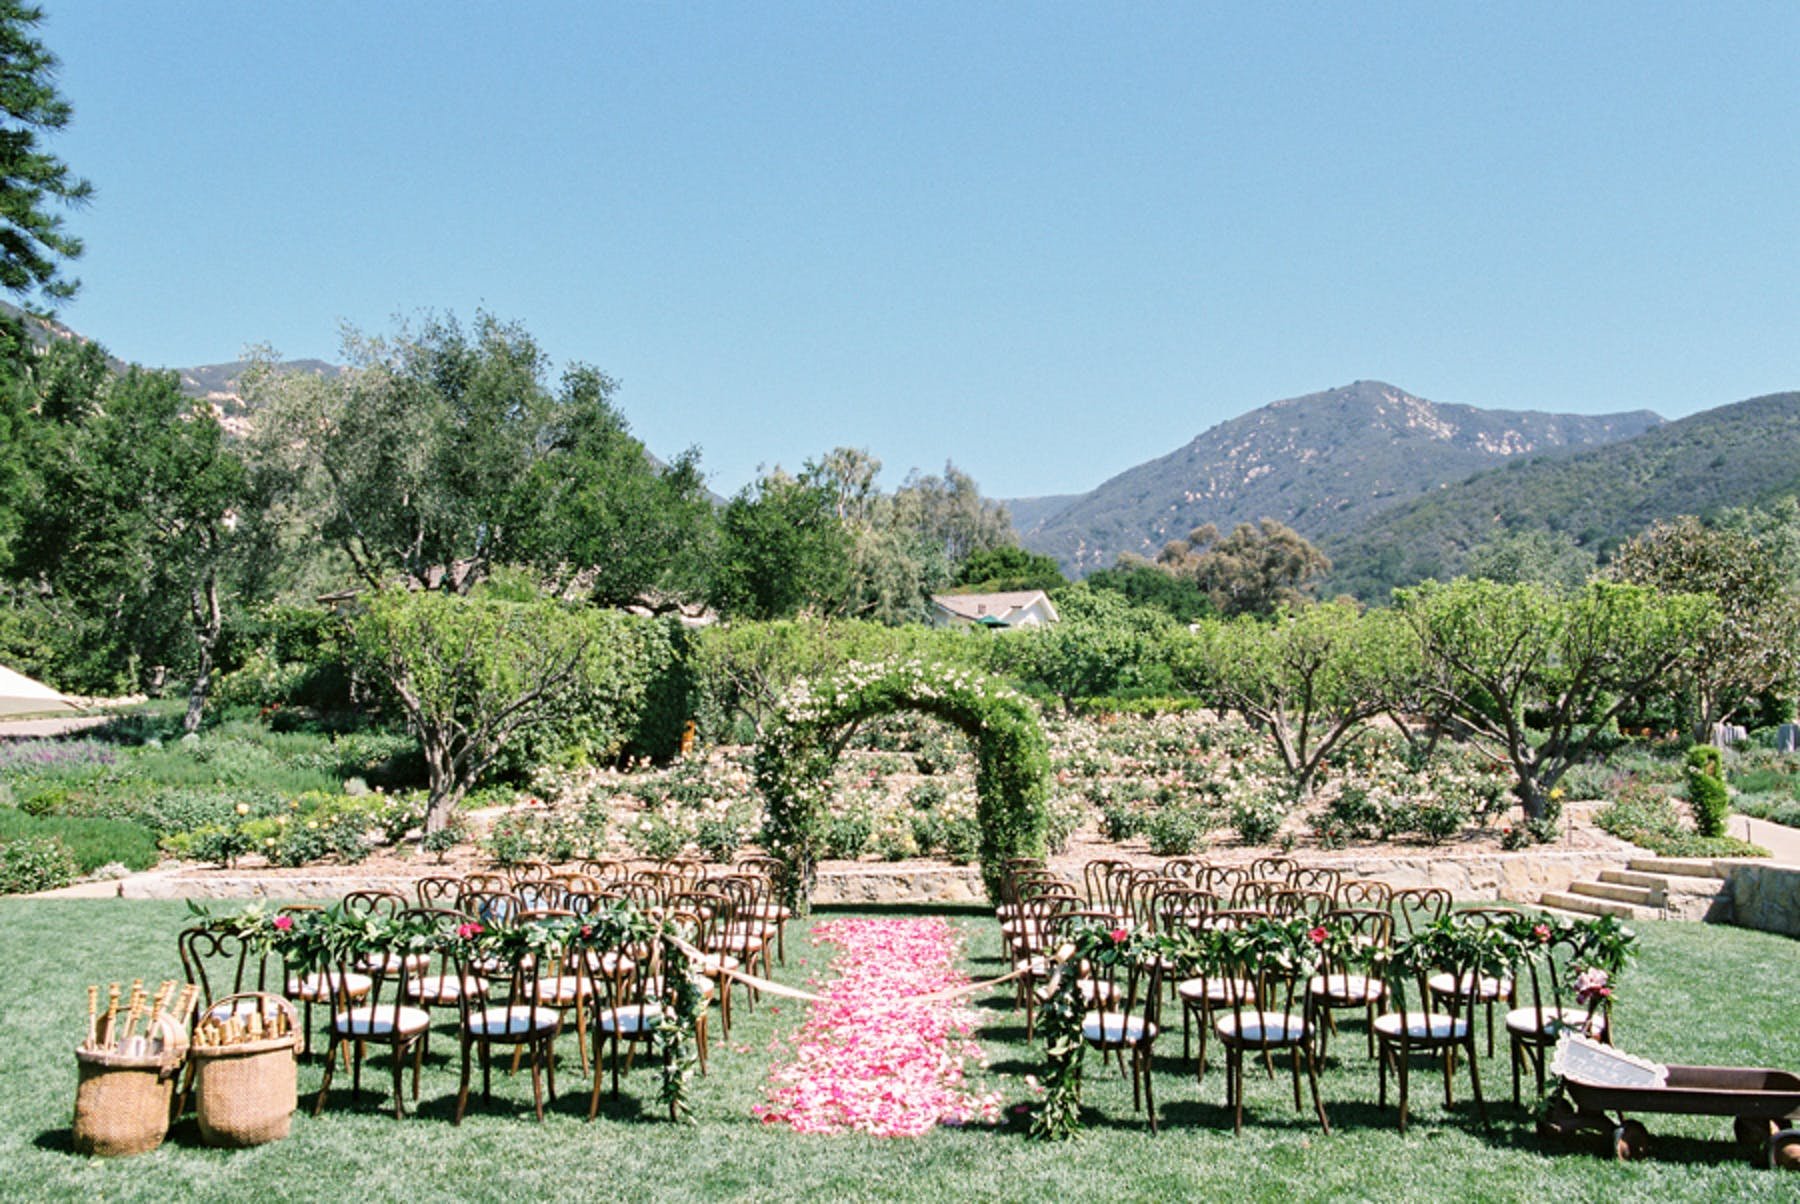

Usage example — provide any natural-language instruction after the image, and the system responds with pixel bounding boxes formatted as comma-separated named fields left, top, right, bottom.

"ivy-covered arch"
left=754, top=659, right=1051, bottom=910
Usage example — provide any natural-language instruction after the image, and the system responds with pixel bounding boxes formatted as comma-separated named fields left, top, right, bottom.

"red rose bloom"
left=1109, top=927, right=1129, bottom=944
left=1308, top=925, right=1328, bottom=946
left=272, top=914, right=293, bottom=932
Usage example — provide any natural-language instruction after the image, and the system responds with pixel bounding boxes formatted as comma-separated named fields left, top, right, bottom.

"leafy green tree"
left=1397, top=578, right=1715, bottom=819
left=1176, top=602, right=1416, bottom=798
left=0, top=2, right=92, bottom=310
left=1465, top=528, right=1596, bottom=590
left=1085, top=557, right=1214, bottom=623
left=887, top=462, right=1015, bottom=568
left=12, top=366, right=246, bottom=718
left=954, top=546, right=1066, bottom=594
left=1158, top=519, right=1330, bottom=617
left=516, top=364, right=714, bottom=606
left=708, top=470, right=852, bottom=620
left=349, top=589, right=675, bottom=832
left=245, top=314, right=710, bottom=605
left=1608, top=514, right=1800, bottom=739
left=991, top=586, right=1178, bottom=712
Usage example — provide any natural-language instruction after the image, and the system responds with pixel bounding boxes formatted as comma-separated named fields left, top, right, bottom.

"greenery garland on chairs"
left=195, top=895, right=707, bottom=1124
left=755, top=659, right=1051, bottom=910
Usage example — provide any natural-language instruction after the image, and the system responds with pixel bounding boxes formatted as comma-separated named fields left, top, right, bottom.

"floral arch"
left=754, top=660, right=1051, bottom=910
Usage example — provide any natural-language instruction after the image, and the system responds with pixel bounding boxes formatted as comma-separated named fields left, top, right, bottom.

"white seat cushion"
left=596, top=1003, right=669, bottom=1035
left=332, top=1003, right=431, bottom=1038
left=1309, top=973, right=1386, bottom=1004
left=1427, top=971, right=1512, bottom=1000
left=1177, top=977, right=1254, bottom=1005
left=1504, top=1005, right=1597, bottom=1037
left=287, top=970, right=373, bottom=1001
left=1374, top=1010, right=1468, bottom=1041
left=1215, top=1010, right=1309, bottom=1044
left=467, top=1005, right=560, bottom=1038
left=577, top=949, right=636, bottom=976
left=534, top=974, right=592, bottom=1004
left=1082, top=1011, right=1158, bottom=1044
left=407, top=974, right=488, bottom=1005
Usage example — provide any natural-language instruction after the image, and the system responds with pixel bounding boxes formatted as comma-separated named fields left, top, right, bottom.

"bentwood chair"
left=1308, top=908, right=1393, bottom=1061
left=1078, top=948, right=1164, bottom=1133
left=1427, top=906, right=1519, bottom=1057
left=1376, top=929, right=1489, bottom=1134
left=450, top=918, right=563, bottom=1123
left=312, top=933, right=433, bottom=1120
left=1507, top=922, right=1610, bottom=1105
left=1214, top=933, right=1329, bottom=1135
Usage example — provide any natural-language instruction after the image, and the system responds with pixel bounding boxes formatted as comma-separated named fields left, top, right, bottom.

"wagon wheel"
left=1538, top=1095, right=1579, bottom=1139
left=1613, top=1119, right=1651, bottom=1162
left=1770, top=1129, right=1800, bottom=1172
left=1735, top=1115, right=1777, bottom=1150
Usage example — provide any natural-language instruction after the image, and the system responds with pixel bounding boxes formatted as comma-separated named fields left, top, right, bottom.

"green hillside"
left=1323, top=390, right=1800, bottom=600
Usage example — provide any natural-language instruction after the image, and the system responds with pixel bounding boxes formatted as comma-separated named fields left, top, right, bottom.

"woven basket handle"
left=204, top=992, right=304, bottom=1053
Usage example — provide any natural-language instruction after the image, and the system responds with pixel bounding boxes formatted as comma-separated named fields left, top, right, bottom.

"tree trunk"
left=183, top=569, right=222, bottom=734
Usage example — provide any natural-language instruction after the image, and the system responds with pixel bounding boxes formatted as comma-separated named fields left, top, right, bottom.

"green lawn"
left=0, top=900, right=1790, bottom=1203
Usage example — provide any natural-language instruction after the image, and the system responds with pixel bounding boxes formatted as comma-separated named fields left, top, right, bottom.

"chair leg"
left=530, top=1043, right=545, bottom=1122
left=1397, top=1048, right=1412, bottom=1134
left=313, top=1035, right=338, bottom=1116
left=1444, top=1044, right=1456, bottom=1107
left=1142, top=1046, right=1157, bottom=1134
left=1510, top=1036, right=1522, bottom=1106
left=455, top=1037, right=473, bottom=1125
left=1378, top=1041, right=1389, bottom=1109
left=1304, top=1046, right=1330, bottom=1135
left=1467, top=1037, right=1488, bottom=1127
left=1231, top=1048, right=1245, bottom=1135
left=391, top=1041, right=406, bottom=1119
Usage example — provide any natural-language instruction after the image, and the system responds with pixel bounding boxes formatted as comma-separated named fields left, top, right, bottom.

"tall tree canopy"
left=1157, top=518, right=1331, bottom=617
left=0, top=2, right=92, bottom=310
left=245, top=312, right=711, bottom=605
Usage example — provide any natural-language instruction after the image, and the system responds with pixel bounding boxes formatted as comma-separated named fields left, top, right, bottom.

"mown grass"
left=0, top=901, right=1790, bottom=1203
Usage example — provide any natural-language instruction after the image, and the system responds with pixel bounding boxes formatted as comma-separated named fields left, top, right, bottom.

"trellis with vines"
left=754, top=659, right=1051, bottom=909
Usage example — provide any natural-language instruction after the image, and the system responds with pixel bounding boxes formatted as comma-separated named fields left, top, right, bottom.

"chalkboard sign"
left=1550, top=1034, right=1668, bottom=1088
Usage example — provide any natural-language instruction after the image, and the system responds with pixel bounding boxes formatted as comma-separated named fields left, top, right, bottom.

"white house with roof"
left=929, top=590, right=1060, bottom=630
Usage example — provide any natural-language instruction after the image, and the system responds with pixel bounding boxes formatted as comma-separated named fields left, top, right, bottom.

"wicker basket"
left=191, top=993, right=303, bottom=1148
left=72, top=1014, right=188, bottom=1157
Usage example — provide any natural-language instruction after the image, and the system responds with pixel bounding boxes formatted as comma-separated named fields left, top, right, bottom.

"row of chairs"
left=996, top=859, right=1603, bottom=1134
left=176, top=869, right=793, bottom=1123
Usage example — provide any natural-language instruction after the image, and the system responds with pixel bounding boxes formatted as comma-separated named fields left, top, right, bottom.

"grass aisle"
left=757, top=916, right=1001, bottom=1135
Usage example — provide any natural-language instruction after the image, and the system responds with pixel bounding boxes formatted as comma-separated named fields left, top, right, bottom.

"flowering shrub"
left=755, top=660, right=1051, bottom=908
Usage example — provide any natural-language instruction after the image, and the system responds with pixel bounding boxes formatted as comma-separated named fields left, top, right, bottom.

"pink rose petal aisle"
left=756, top=917, right=1002, bottom=1136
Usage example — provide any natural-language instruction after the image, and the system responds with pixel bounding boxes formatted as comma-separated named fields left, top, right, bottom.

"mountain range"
left=1006, top=381, right=1662, bottom=577
left=1008, top=380, right=1800, bottom=599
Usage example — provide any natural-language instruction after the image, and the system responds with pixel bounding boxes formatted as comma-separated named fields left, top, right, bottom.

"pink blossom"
left=272, top=914, right=293, bottom=932
left=758, top=917, right=1002, bottom=1137
left=1109, top=927, right=1129, bottom=944
left=457, top=922, right=483, bottom=940
left=1532, top=923, right=1551, bottom=943
left=1574, top=966, right=1612, bottom=1005
left=1308, top=925, right=1328, bottom=946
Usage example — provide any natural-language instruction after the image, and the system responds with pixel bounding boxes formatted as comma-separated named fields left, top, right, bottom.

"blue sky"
left=41, top=2, right=1799, bottom=500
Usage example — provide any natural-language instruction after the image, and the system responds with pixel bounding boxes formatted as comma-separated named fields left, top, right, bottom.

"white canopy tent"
left=0, top=664, right=78, bottom=717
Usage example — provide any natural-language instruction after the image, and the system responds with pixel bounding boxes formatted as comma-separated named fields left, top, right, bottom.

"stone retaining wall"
left=1718, top=860, right=1800, bottom=938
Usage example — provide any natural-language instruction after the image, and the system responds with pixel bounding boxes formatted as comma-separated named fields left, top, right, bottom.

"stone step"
left=1538, top=889, right=1660, bottom=921
left=1570, top=879, right=1660, bottom=907
left=1600, top=868, right=1673, bottom=891
left=1626, top=856, right=1729, bottom=880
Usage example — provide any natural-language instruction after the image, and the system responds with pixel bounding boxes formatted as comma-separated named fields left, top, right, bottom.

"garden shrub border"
left=755, top=660, right=1050, bottom=909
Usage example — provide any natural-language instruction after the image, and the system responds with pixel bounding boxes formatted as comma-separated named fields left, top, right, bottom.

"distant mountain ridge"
left=1008, top=381, right=1662, bottom=574
left=1322, top=390, right=1800, bottom=599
